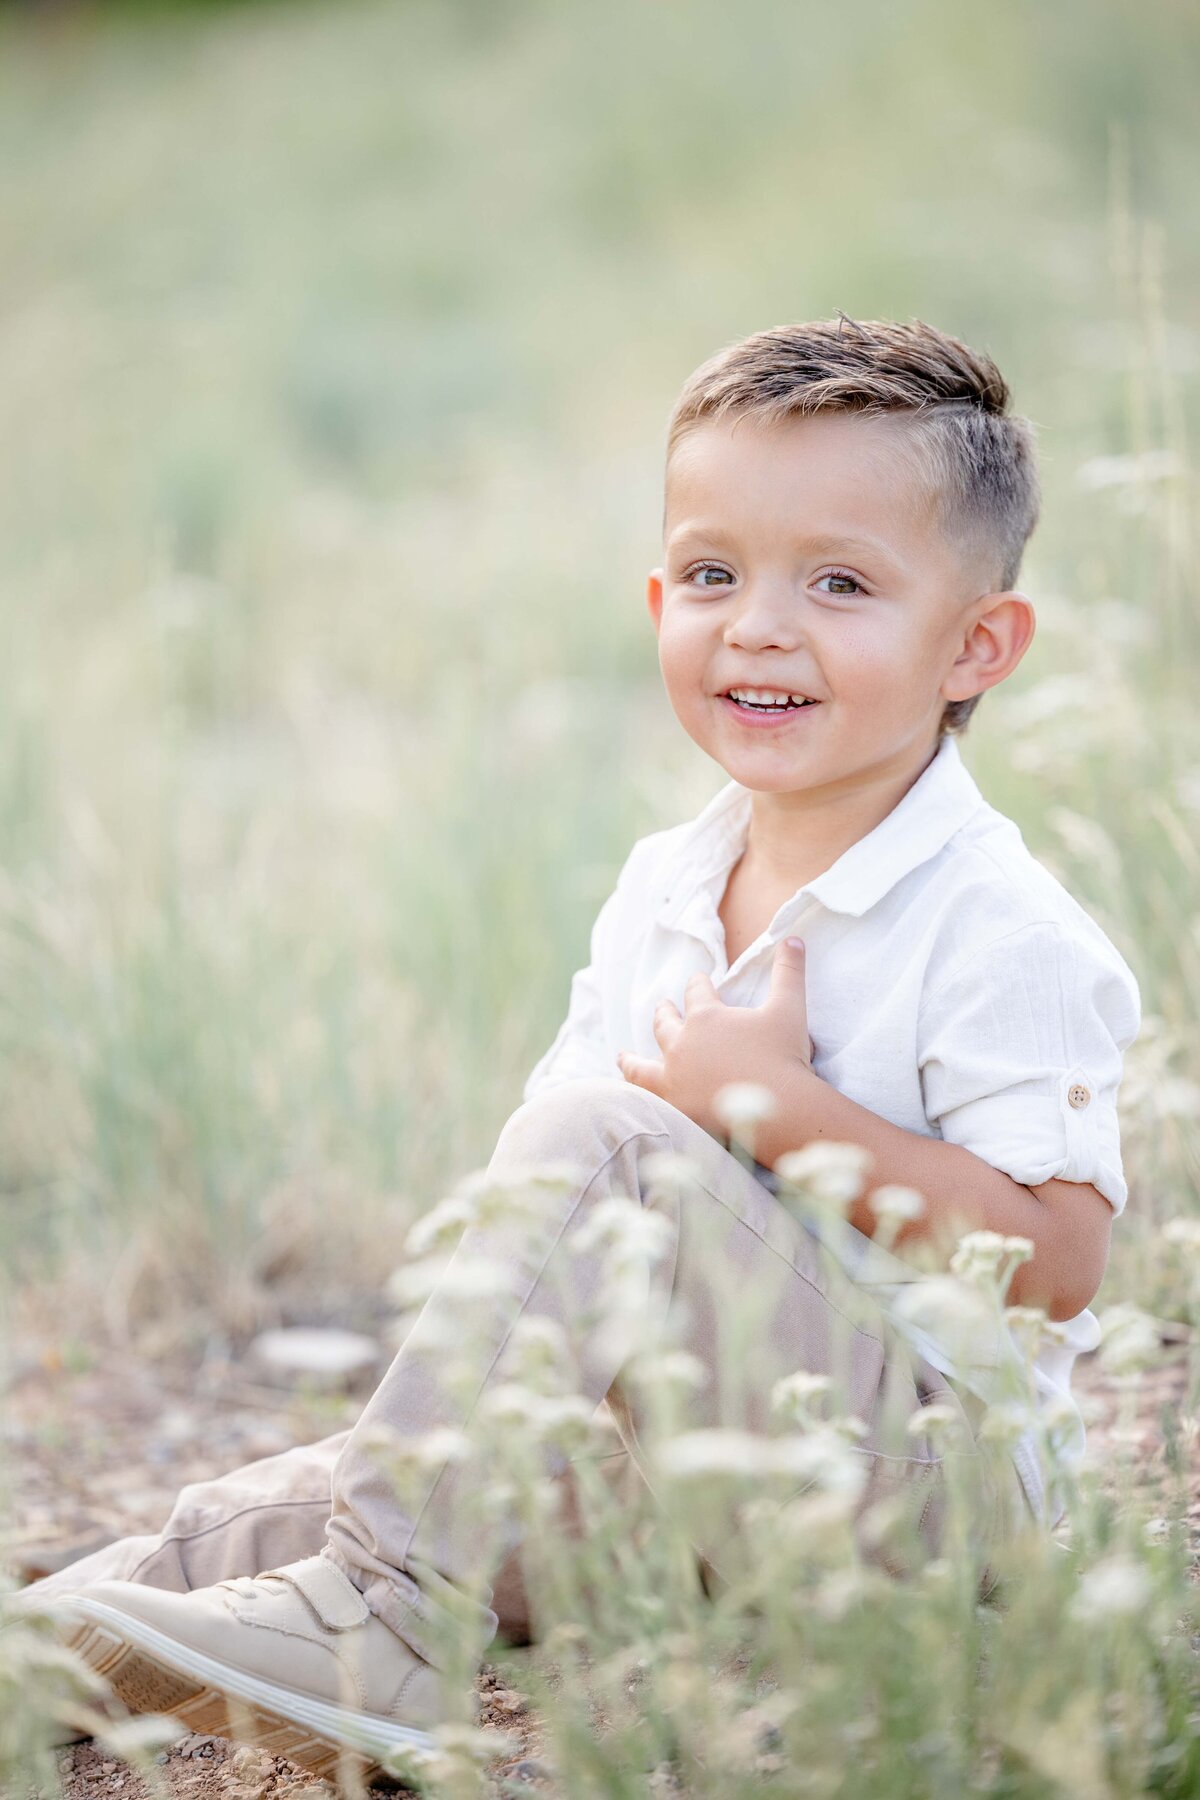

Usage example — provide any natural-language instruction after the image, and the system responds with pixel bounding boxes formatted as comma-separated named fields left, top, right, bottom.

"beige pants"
left=29, top=1078, right=1033, bottom=1664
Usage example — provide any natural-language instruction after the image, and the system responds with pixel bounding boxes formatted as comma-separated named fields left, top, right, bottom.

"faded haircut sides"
left=664, top=315, right=1041, bottom=739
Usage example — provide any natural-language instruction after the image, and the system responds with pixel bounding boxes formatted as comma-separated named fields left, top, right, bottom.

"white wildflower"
left=402, top=1426, right=472, bottom=1467
left=867, top=1185, right=926, bottom=1224
left=627, top=1348, right=710, bottom=1394
left=404, top=1195, right=477, bottom=1258
left=1069, top=1552, right=1153, bottom=1622
left=462, top=1161, right=588, bottom=1227
left=1143, top=1517, right=1171, bottom=1546
left=775, top=1487, right=861, bottom=1556
left=570, top=1196, right=675, bottom=1268
left=1004, top=1304, right=1051, bottom=1359
left=507, top=1314, right=571, bottom=1388
left=478, top=1384, right=593, bottom=1453
left=388, top=1254, right=520, bottom=1309
left=1096, top=1302, right=1162, bottom=1375
left=1162, top=1215, right=1200, bottom=1251
left=891, top=1273, right=1000, bottom=1366
left=657, top=1429, right=788, bottom=1478
left=365, top=1425, right=473, bottom=1506
left=772, top=1141, right=873, bottom=1211
left=949, top=1230, right=1008, bottom=1283
left=978, top=1400, right=1036, bottom=1447
left=657, top=1426, right=866, bottom=1497
left=905, top=1401, right=964, bottom=1449
left=713, top=1081, right=779, bottom=1129
left=533, top=1395, right=596, bottom=1453
left=770, top=1370, right=833, bottom=1424
left=477, top=1382, right=546, bottom=1429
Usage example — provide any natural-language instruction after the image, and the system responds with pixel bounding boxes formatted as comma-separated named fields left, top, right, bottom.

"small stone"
left=177, top=1733, right=219, bottom=1759
left=493, top=1689, right=529, bottom=1715
left=99, top=1764, right=117, bottom=1776
left=512, top=1761, right=551, bottom=1780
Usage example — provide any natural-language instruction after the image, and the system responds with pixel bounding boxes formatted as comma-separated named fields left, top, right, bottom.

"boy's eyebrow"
left=666, top=522, right=903, bottom=567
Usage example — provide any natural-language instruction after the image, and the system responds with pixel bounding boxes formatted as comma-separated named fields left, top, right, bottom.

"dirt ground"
left=5, top=1317, right=1196, bottom=1800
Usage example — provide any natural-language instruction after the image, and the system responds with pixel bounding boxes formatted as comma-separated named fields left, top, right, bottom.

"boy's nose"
left=723, top=581, right=806, bottom=653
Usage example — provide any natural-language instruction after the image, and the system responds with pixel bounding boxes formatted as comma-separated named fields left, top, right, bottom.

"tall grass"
left=0, top=1, right=1197, bottom=1788
left=0, top=0, right=1196, bottom=1319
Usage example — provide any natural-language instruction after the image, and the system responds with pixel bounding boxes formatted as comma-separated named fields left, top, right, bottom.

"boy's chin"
left=705, top=747, right=828, bottom=791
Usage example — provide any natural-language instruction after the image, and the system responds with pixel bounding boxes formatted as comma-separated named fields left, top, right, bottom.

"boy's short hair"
left=665, top=315, right=1040, bottom=739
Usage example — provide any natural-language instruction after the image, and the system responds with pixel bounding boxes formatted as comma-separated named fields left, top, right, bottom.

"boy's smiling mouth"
left=720, top=686, right=822, bottom=725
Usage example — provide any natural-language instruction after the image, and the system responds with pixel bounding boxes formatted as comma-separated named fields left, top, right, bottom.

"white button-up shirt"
left=522, top=732, right=1142, bottom=1525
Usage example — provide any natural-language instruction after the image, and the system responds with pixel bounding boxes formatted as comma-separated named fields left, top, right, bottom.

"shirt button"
left=1067, top=1084, right=1091, bottom=1109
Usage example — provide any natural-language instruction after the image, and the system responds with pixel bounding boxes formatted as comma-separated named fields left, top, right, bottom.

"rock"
left=248, top=1329, right=381, bottom=1386
left=493, top=1688, right=529, bottom=1715
left=176, top=1733, right=219, bottom=1759
left=231, top=1745, right=271, bottom=1784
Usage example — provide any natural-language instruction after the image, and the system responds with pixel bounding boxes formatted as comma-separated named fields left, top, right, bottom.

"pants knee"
left=493, top=1076, right=676, bottom=1172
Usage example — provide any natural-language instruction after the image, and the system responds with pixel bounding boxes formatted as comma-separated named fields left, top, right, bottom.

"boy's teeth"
left=728, top=688, right=815, bottom=708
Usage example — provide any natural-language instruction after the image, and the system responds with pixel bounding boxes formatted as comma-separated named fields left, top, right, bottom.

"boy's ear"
left=646, top=568, right=665, bottom=634
left=942, top=591, right=1036, bottom=703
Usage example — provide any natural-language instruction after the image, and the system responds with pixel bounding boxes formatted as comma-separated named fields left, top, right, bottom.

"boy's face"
left=647, top=410, right=1027, bottom=798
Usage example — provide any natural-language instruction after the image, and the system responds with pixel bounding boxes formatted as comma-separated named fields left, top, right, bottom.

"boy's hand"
left=615, top=937, right=817, bottom=1140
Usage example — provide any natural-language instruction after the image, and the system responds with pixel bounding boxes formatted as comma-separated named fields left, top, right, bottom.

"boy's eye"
left=814, top=571, right=862, bottom=596
left=684, top=562, right=735, bottom=589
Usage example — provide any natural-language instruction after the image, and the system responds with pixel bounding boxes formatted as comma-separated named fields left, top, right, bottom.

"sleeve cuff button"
left=1068, top=1083, right=1092, bottom=1109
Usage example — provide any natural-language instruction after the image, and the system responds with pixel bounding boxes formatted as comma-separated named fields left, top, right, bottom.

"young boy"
left=25, top=317, right=1141, bottom=1779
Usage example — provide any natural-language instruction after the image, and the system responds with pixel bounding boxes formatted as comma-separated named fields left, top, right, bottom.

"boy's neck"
left=737, top=737, right=941, bottom=893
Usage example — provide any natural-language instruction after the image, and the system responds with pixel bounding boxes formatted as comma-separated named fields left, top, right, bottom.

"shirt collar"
left=654, top=734, right=986, bottom=927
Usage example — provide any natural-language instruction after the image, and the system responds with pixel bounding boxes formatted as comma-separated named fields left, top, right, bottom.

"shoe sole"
left=54, top=1596, right=439, bottom=1782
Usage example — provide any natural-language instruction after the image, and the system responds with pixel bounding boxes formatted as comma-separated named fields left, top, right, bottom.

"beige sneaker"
left=36, top=1557, right=457, bottom=1781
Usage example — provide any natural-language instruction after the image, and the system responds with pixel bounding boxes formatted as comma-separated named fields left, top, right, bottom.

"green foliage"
left=0, top=2, right=1196, bottom=1789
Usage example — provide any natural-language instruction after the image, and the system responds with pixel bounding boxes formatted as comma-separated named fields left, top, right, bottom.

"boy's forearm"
left=751, top=1065, right=1069, bottom=1320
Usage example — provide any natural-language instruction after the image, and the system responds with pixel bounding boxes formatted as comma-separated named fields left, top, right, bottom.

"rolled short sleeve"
left=917, top=920, right=1142, bottom=1214
left=521, top=882, right=623, bottom=1102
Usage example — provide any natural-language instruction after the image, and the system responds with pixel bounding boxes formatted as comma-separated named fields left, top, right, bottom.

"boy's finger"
left=615, top=1050, right=666, bottom=1096
left=766, top=936, right=809, bottom=1015
left=683, top=970, right=719, bottom=1010
left=652, top=998, right=683, bottom=1049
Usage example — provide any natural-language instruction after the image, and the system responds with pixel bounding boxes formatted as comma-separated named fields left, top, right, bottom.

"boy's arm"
left=750, top=1072, right=1112, bottom=1322
left=619, top=926, right=1136, bottom=1325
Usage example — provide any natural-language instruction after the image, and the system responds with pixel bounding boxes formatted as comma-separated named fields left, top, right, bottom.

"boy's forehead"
left=664, top=410, right=937, bottom=542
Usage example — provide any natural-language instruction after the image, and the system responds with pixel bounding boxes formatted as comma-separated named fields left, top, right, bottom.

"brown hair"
left=665, top=315, right=1040, bottom=739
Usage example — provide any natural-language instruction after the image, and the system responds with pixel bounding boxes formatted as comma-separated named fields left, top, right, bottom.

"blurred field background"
left=0, top=0, right=1197, bottom=1346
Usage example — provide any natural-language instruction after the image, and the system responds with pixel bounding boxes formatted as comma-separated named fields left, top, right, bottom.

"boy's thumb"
left=768, top=935, right=807, bottom=1000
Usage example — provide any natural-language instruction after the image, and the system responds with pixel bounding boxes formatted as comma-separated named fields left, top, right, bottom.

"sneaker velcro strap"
left=265, top=1559, right=371, bottom=1631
